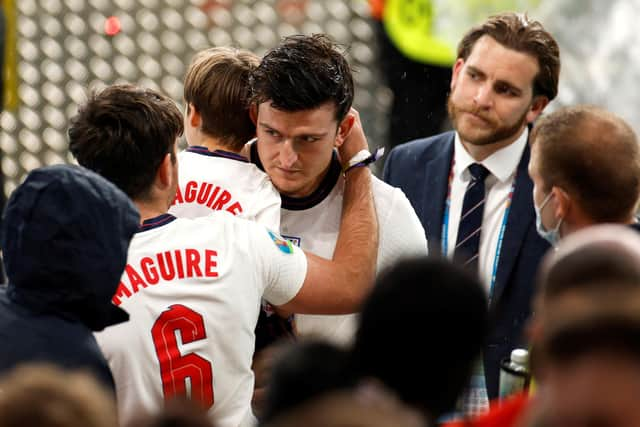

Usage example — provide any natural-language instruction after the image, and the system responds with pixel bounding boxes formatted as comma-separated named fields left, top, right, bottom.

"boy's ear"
left=187, top=103, right=201, bottom=128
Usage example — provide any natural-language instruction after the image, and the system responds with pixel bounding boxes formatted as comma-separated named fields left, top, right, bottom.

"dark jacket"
left=383, top=132, right=550, bottom=398
left=0, top=165, right=139, bottom=389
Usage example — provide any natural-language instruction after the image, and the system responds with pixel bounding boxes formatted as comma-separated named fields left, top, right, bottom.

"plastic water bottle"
left=498, top=348, right=530, bottom=399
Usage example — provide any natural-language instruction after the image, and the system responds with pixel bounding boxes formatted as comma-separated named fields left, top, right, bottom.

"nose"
left=279, top=139, right=298, bottom=169
left=473, top=83, right=493, bottom=108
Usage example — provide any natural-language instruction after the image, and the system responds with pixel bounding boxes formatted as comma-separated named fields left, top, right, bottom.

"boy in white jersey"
left=68, top=84, right=378, bottom=427
left=249, top=34, right=428, bottom=347
left=169, top=47, right=280, bottom=230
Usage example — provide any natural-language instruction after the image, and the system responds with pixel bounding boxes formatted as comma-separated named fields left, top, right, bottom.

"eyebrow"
left=258, top=122, right=329, bottom=138
left=467, top=65, right=524, bottom=95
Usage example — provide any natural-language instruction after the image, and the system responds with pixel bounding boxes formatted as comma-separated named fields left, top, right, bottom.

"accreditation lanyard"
left=441, top=159, right=516, bottom=299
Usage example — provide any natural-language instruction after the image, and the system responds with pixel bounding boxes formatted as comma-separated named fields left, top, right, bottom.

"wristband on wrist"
left=343, top=147, right=385, bottom=174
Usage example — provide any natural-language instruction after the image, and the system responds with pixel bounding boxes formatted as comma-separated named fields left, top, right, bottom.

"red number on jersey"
left=151, top=304, right=214, bottom=409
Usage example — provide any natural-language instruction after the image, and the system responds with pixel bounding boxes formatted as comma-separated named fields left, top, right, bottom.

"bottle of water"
left=498, top=348, right=530, bottom=399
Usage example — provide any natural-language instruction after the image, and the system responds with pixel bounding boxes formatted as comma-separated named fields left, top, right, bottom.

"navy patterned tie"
left=454, top=163, right=490, bottom=271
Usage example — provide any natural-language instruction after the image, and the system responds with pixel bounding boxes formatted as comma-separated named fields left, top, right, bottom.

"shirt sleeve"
left=377, top=187, right=429, bottom=273
left=249, top=222, right=307, bottom=306
left=251, top=176, right=282, bottom=232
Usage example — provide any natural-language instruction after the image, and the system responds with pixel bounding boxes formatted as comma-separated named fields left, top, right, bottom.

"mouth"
left=464, top=111, right=492, bottom=126
left=275, top=166, right=301, bottom=176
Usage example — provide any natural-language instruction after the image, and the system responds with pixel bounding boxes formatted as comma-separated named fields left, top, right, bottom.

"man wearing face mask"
left=528, top=104, right=640, bottom=244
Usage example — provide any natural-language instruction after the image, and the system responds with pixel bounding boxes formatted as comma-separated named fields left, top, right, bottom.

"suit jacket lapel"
left=490, top=144, right=534, bottom=306
left=422, top=133, right=454, bottom=255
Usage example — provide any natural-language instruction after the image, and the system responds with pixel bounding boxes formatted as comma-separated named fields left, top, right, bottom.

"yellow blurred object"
left=382, top=0, right=456, bottom=67
left=2, top=0, right=17, bottom=110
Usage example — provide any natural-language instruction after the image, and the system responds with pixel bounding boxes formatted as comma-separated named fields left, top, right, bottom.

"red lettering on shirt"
left=205, top=250, right=218, bottom=278
left=141, top=256, right=159, bottom=285
left=226, top=202, right=243, bottom=216
left=185, top=249, right=202, bottom=277
left=185, top=181, right=197, bottom=203
left=173, top=181, right=243, bottom=216
left=172, top=186, right=184, bottom=205
left=112, top=281, right=132, bottom=305
left=126, top=264, right=147, bottom=293
left=113, top=249, right=220, bottom=305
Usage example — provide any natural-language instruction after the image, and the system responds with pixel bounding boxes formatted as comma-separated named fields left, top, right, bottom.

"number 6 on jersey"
left=151, top=304, right=214, bottom=409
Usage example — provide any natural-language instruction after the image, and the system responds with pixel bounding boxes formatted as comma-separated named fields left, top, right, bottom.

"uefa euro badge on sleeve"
left=268, top=230, right=294, bottom=254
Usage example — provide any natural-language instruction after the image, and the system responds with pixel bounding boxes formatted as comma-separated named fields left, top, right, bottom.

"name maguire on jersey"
left=112, top=248, right=218, bottom=305
left=172, top=180, right=243, bottom=215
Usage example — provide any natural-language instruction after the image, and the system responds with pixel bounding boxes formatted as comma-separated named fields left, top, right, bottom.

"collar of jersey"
left=186, top=146, right=249, bottom=163
left=250, top=142, right=341, bottom=211
left=138, top=213, right=177, bottom=232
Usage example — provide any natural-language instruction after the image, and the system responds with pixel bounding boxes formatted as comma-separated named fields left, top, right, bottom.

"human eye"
left=496, top=83, right=519, bottom=97
left=264, top=128, right=280, bottom=138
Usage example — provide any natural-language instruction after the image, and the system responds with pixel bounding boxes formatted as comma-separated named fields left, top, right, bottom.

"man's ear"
left=334, top=113, right=355, bottom=148
left=187, top=103, right=201, bottom=128
left=450, top=58, right=465, bottom=91
left=156, top=153, right=173, bottom=189
left=249, top=104, right=258, bottom=125
left=552, top=186, right=571, bottom=219
left=526, top=96, right=549, bottom=123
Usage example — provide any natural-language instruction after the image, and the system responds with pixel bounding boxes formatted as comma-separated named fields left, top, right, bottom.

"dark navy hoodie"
left=0, top=165, right=139, bottom=390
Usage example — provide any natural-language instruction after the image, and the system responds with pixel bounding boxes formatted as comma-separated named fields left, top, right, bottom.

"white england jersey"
left=169, top=147, right=281, bottom=230
left=278, top=158, right=428, bottom=346
left=95, top=213, right=306, bottom=427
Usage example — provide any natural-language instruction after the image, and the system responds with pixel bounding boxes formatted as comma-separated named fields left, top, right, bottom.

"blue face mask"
left=535, top=192, right=563, bottom=246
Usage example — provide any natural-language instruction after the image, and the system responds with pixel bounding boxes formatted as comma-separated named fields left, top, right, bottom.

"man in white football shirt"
left=68, top=84, right=378, bottom=427
left=249, top=34, right=428, bottom=346
left=169, top=47, right=280, bottom=231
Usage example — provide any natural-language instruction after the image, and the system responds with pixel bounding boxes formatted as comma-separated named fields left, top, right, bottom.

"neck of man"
left=460, top=126, right=526, bottom=162
left=190, top=134, right=240, bottom=154
left=134, top=199, right=171, bottom=223
left=564, top=209, right=638, bottom=236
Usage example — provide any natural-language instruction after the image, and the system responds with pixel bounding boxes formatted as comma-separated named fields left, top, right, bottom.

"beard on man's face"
left=447, top=95, right=529, bottom=146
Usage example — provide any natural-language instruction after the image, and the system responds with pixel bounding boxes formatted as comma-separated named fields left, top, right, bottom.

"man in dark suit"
left=383, top=12, right=560, bottom=403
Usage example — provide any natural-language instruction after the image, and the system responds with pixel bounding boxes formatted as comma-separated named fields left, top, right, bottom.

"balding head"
left=530, top=105, right=640, bottom=223
left=538, top=224, right=640, bottom=300
left=529, top=224, right=640, bottom=346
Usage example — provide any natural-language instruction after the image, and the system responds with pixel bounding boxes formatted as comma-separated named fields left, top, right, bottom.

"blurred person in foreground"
left=383, top=12, right=561, bottom=403
left=68, top=83, right=378, bottom=427
left=528, top=104, right=640, bottom=246
left=0, top=165, right=139, bottom=390
left=444, top=224, right=640, bottom=427
left=350, top=257, right=488, bottom=424
left=260, top=257, right=487, bottom=426
left=0, top=363, right=117, bottom=427
left=262, top=386, right=427, bottom=427
left=127, top=398, right=216, bottom=427
left=530, top=289, right=640, bottom=427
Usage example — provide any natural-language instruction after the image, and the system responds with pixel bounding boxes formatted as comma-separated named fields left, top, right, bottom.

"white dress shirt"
left=445, top=128, right=528, bottom=294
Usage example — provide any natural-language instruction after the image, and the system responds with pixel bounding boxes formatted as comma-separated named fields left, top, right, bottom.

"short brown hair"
left=457, top=12, right=560, bottom=101
left=0, top=364, right=117, bottom=427
left=184, top=47, right=259, bottom=151
left=69, top=84, right=183, bottom=201
left=531, top=105, right=640, bottom=222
